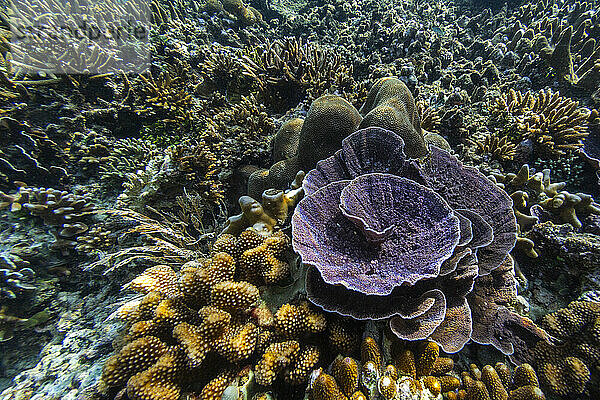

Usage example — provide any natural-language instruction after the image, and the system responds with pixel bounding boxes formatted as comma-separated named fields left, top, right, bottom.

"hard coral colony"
left=1, top=0, right=600, bottom=400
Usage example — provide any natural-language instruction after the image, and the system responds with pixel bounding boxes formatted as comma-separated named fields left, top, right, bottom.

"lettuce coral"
left=292, top=126, right=546, bottom=358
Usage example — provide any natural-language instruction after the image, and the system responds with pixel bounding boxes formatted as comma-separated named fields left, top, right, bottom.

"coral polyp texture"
left=533, top=300, right=600, bottom=398
left=309, top=336, right=546, bottom=400
left=100, top=228, right=329, bottom=398
left=293, top=126, right=546, bottom=358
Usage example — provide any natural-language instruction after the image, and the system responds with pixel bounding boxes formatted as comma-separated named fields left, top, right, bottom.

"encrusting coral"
left=293, top=126, right=547, bottom=360
left=533, top=300, right=600, bottom=398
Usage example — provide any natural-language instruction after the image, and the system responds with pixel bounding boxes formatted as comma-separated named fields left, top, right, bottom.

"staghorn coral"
left=0, top=0, right=150, bottom=84
left=472, top=133, right=519, bottom=162
left=134, top=69, right=195, bottom=124
left=69, top=132, right=158, bottom=186
left=489, top=88, right=590, bottom=157
left=293, top=126, right=546, bottom=359
left=241, top=38, right=358, bottom=111
left=533, top=300, right=600, bottom=398
left=417, top=101, right=441, bottom=134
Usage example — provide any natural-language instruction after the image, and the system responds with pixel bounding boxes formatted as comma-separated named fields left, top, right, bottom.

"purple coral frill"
left=292, top=127, right=544, bottom=357
left=293, top=173, right=460, bottom=295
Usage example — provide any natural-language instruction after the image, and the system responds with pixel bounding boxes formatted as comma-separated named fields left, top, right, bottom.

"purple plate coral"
left=292, top=127, right=546, bottom=357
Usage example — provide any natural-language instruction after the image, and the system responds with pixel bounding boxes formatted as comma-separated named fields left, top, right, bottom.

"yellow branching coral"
left=127, top=265, right=182, bottom=299
left=102, top=336, right=169, bottom=387
left=331, top=356, right=359, bottom=397
left=198, top=369, right=237, bottom=400
left=489, top=88, right=590, bottom=156
left=284, top=345, right=321, bottom=385
left=473, top=133, right=518, bottom=161
left=274, top=301, right=327, bottom=338
left=172, top=307, right=230, bottom=367
left=320, top=336, right=545, bottom=400
left=239, top=232, right=291, bottom=284
left=328, top=319, right=360, bottom=356
left=126, top=349, right=186, bottom=400
left=210, top=280, right=260, bottom=311
left=255, top=340, right=300, bottom=386
left=102, top=228, right=328, bottom=397
left=214, top=322, right=258, bottom=363
left=533, top=300, right=600, bottom=397
left=179, top=252, right=236, bottom=303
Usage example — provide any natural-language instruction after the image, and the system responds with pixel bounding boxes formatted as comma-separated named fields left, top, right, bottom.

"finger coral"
left=293, top=126, right=545, bottom=358
left=488, top=164, right=600, bottom=239
left=309, top=337, right=543, bottom=400
left=0, top=185, right=96, bottom=253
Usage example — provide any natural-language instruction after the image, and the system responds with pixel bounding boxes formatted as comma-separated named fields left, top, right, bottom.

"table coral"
left=293, top=126, right=546, bottom=359
left=0, top=185, right=96, bottom=254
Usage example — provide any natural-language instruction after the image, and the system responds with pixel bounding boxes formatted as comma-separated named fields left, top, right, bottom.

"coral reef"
left=99, top=229, right=326, bottom=398
left=224, top=170, right=304, bottom=236
left=241, top=38, right=358, bottom=111
left=308, top=336, right=546, bottom=400
left=488, top=89, right=591, bottom=158
left=488, top=164, right=600, bottom=256
left=293, top=126, right=546, bottom=359
left=4, top=0, right=600, bottom=398
left=248, top=77, right=431, bottom=198
left=0, top=185, right=96, bottom=254
left=0, top=117, right=67, bottom=190
left=533, top=300, right=600, bottom=398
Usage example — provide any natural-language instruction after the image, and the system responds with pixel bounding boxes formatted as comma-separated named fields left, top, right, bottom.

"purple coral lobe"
left=293, top=173, right=460, bottom=295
